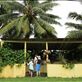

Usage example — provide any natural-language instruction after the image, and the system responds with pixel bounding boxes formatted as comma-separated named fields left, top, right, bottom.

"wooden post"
left=24, top=41, right=27, bottom=60
left=46, top=42, right=48, bottom=50
left=24, top=41, right=27, bottom=76
left=0, top=40, right=4, bottom=48
left=46, top=42, right=49, bottom=62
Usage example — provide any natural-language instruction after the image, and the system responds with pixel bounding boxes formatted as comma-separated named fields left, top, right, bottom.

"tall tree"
left=0, top=0, right=60, bottom=39
left=65, top=12, right=82, bottom=38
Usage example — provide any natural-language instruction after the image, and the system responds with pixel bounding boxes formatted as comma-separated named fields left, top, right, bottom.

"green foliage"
left=26, top=51, right=32, bottom=62
left=0, top=18, right=19, bottom=34
left=37, top=2, right=58, bottom=11
left=78, top=44, right=82, bottom=50
left=0, top=0, right=60, bottom=39
left=54, top=50, right=81, bottom=69
left=68, top=12, right=82, bottom=21
left=58, top=51, right=75, bottom=69
left=63, top=62, right=75, bottom=69
left=37, top=18, right=57, bottom=35
left=3, top=42, right=13, bottom=49
left=0, top=47, right=25, bottom=72
left=39, top=13, right=61, bottom=25
left=0, top=13, right=19, bottom=22
left=66, top=12, right=82, bottom=39
left=66, top=23, right=82, bottom=30
left=66, top=30, right=82, bottom=38
left=33, top=18, right=46, bottom=36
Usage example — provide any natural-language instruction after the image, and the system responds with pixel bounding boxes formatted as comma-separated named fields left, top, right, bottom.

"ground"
left=0, top=77, right=82, bottom=82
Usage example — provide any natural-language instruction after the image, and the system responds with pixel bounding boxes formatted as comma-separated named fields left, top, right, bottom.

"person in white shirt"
left=34, top=55, right=38, bottom=64
left=27, top=59, right=34, bottom=77
left=34, top=55, right=41, bottom=64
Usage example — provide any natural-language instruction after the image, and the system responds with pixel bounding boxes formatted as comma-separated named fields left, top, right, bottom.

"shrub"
left=0, top=47, right=25, bottom=72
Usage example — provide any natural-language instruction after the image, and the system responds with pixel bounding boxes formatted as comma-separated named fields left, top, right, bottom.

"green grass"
left=0, top=77, right=82, bottom=82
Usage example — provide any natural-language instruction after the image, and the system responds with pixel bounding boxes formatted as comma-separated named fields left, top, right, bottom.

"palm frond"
left=45, top=13, right=60, bottom=19
left=32, top=7, right=45, bottom=14
left=33, top=18, right=46, bottom=36
left=0, top=1, right=24, bottom=13
left=37, top=2, right=58, bottom=11
left=22, top=18, right=30, bottom=37
left=68, top=12, right=82, bottom=21
left=9, top=2, right=24, bottom=12
left=26, top=0, right=38, bottom=7
left=39, top=14, right=61, bottom=25
left=37, top=18, right=57, bottom=35
left=0, top=18, right=19, bottom=35
left=0, top=13, right=19, bottom=23
left=13, top=16, right=27, bottom=38
left=66, top=30, right=82, bottom=38
left=66, top=22, right=82, bottom=30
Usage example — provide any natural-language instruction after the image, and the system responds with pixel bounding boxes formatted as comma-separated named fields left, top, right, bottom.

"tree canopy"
left=0, top=0, right=60, bottom=39
left=65, top=12, right=82, bottom=38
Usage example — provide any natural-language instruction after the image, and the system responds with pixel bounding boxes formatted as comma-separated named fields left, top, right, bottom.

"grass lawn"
left=0, top=77, right=82, bottom=82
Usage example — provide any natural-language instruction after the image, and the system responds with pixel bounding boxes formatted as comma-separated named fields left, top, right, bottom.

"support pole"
left=46, top=42, right=49, bottom=62
left=46, top=42, right=48, bottom=50
left=24, top=41, right=27, bottom=61
left=0, top=40, right=4, bottom=48
left=24, top=41, right=27, bottom=76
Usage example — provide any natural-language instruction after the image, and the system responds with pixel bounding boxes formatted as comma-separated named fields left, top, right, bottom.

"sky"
left=49, top=1, right=82, bottom=38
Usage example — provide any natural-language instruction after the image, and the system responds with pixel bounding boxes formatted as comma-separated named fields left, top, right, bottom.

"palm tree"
left=0, top=0, right=60, bottom=39
left=65, top=12, right=82, bottom=38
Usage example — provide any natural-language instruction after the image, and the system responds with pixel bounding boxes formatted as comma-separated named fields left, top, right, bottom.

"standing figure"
left=34, top=55, right=38, bottom=65
left=35, top=58, right=41, bottom=76
left=27, top=59, right=34, bottom=77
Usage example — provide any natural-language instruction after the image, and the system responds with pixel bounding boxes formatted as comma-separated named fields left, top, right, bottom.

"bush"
left=0, top=47, right=25, bottom=72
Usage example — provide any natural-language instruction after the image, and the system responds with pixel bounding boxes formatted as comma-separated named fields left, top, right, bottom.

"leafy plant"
left=0, top=47, right=25, bottom=72
left=63, top=62, right=75, bottom=69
